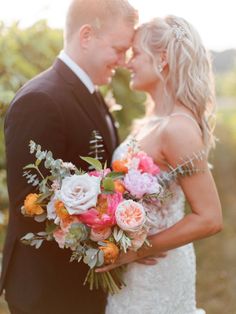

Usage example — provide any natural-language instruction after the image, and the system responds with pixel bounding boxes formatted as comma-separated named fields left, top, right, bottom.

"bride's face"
left=128, top=34, right=159, bottom=92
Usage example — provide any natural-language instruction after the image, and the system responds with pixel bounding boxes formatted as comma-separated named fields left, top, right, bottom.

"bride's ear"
left=159, top=51, right=168, bottom=69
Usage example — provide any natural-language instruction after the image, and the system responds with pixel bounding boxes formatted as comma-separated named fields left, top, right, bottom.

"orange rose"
left=23, top=193, right=44, bottom=216
left=112, top=160, right=128, bottom=173
left=55, top=200, right=69, bottom=220
left=99, top=240, right=119, bottom=264
left=114, top=180, right=126, bottom=194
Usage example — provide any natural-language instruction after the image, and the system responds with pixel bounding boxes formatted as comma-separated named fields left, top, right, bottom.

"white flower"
left=47, top=196, right=60, bottom=224
left=56, top=174, right=101, bottom=215
left=61, top=162, right=76, bottom=171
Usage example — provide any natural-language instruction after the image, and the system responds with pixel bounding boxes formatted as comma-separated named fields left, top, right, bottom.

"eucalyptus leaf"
left=46, top=222, right=58, bottom=234
left=35, top=158, right=42, bottom=167
left=37, top=231, right=47, bottom=236
left=21, top=233, right=35, bottom=240
left=23, top=164, right=36, bottom=170
left=88, top=256, right=97, bottom=269
left=80, top=156, right=102, bottom=171
left=35, top=239, right=44, bottom=249
left=34, top=213, right=47, bottom=223
left=97, top=250, right=104, bottom=266
left=37, top=191, right=53, bottom=203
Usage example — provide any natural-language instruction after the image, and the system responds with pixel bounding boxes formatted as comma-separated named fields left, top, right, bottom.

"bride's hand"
left=95, top=250, right=167, bottom=272
left=136, top=252, right=167, bottom=265
left=95, top=250, right=140, bottom=273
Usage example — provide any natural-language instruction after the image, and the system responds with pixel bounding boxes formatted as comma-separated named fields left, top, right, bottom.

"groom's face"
left=85, top=21, right=134, bottom=85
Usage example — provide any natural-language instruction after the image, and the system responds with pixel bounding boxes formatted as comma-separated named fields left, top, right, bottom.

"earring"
left=158, top=64, right=163, bottom=73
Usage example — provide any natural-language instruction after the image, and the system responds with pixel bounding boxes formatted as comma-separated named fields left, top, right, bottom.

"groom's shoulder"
left=8, top=63, right=67, bottom=112
left=16, top=65, right=61, bottom=99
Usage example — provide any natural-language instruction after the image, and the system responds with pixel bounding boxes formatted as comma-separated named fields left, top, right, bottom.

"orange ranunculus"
left=114, top=180, right=126, bottom=194
left=99, top=240, right=119, bottom=264
left=23, top=193, right=44, bottom=216
left=55, top=200, right=69, bottom=220
left=96, top=195, right=108, bottom=216
left=112, top=160, right=128, bottom=173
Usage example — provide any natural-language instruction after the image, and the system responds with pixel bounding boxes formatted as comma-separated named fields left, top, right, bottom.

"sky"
left=1, top=0, right=235, bottom=51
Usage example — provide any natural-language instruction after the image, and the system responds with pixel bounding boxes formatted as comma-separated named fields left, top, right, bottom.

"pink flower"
left=124, top=170, right=162, bottom=199
left=128, top=229, right=148, bottom=251
left=53, top=228, right=66, bottom=249
left=115, top=200, right=146, bottom=232
left=90, top=227, right=112, bottom=242
left=79, top=192, right=123, bottom=229
left=89, top=168, right=111, bottom=177
left=135, top=151, right=160, bottom=175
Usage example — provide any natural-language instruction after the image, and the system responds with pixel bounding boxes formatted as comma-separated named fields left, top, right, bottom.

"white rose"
left=56, top=174, right=101, bottom=215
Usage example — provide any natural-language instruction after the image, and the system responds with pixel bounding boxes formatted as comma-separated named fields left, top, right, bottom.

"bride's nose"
left=125, top=58, right=134, bottom=71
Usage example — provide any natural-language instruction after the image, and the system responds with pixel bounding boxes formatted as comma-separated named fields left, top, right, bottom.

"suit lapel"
left=53, top=58, right=114, bottom=157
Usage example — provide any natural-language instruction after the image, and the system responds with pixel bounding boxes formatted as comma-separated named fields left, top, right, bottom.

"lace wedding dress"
left=106, top=127, right=205, bottom=314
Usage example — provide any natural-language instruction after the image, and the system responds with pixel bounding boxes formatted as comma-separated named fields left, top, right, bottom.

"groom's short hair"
left=64, top=0, right=138, bottom=43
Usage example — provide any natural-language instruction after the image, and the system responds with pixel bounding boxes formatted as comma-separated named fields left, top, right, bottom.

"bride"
left=96, top=15, right=223, bottom=314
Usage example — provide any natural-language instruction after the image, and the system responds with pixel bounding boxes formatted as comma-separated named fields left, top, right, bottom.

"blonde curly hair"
left=137, top=15, right=216, bottom=149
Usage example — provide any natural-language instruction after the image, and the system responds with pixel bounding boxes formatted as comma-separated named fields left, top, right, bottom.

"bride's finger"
left=136, top=258, right=158, bottom=265
left=95, top=263, right=119, bottom=273
left=154, top=252, right=168, bottom=258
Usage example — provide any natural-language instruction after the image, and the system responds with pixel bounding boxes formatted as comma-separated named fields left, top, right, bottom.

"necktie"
left=93, top=91, right=117, bottom=150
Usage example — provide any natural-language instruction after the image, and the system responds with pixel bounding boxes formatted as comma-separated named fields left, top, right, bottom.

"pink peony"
left=79, top=192, right=123, bottom=229
left=89, top=168, right=111, bottom=177
left=135, top=151, right=160, bottom=175
left=124, top=169, right=162, bottom=199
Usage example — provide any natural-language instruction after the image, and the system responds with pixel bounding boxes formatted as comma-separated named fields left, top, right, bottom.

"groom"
left=0, top=0, right=137, bottom=313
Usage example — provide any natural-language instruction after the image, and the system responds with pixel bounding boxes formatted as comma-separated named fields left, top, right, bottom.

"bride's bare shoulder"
left=159, top=114, right=204, bottom=162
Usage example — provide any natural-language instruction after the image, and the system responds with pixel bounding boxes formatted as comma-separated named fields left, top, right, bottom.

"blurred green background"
left=0, top=21, right=235, bottom=314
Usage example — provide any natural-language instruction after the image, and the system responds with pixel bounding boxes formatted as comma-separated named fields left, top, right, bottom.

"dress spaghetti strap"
left=170, top=112, right=201, bottom=131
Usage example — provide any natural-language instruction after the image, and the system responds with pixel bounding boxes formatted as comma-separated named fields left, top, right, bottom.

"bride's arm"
left=96, top=119, right=222, bottom=271
left=145, top=118, right=223, bottom=250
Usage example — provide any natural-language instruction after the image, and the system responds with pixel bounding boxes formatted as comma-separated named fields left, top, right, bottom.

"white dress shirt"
left=58, top=50, right=95, bottom=94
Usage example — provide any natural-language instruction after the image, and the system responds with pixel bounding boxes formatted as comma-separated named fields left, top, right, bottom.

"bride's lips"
left=107, top=66, right=116, bottom=76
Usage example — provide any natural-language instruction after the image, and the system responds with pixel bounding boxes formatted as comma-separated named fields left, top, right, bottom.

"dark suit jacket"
left=0, top=59, right=119, bottom=314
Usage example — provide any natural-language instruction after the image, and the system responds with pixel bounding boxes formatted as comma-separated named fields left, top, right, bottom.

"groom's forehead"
left=101, top=24, right=134, bottom=48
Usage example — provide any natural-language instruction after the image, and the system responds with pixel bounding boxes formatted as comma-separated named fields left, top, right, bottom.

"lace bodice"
left=113, top=136, right=185, bottom=235
left=106, top=135, right=205, bottom=314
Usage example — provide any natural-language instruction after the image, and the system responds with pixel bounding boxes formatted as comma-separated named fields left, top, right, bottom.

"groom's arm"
left=5, top=91, right=66, bottom=212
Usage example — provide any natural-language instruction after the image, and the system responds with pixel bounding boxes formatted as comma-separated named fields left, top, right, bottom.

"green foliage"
left=0, top=20, right=63, bottom=108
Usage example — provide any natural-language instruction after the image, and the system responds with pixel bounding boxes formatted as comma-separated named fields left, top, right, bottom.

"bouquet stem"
left=83, top=267, right=126, bottom=295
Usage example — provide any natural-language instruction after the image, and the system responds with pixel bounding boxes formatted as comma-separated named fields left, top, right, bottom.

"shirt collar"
left=58, top=50, right=95, bottom=94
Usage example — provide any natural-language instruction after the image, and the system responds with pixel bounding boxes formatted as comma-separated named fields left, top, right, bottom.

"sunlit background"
left=1, top=0, right=236, bottom=51
left=0, top=1, right=236, bottom=314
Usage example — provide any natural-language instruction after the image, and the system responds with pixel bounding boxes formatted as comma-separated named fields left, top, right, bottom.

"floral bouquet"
left=21, top=138, right=204, bottom=294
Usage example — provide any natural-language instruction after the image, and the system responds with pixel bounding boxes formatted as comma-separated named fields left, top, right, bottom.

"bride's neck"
left=148, top=83, right=171, bottom=117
